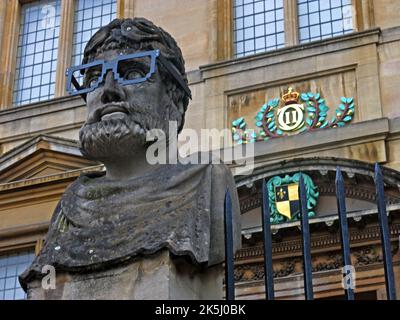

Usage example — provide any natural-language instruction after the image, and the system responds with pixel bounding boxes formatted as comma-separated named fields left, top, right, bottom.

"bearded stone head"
left=78, top=18, right=190, bottom=163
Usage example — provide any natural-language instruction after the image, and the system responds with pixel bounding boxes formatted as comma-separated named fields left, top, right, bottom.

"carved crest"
left=232, top=88, right=355, bottom=144
left=267, top=173, right=319, bottom=224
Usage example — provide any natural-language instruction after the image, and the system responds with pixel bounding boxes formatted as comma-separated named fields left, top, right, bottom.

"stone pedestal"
left=26, top=250, right=224, bottom=300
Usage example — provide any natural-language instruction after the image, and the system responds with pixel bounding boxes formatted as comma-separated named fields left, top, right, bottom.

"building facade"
left=0, top=0, right=399, bottom=300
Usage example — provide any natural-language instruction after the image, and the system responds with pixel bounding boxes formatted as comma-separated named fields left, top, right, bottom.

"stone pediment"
left=0, top=135, right=97, bottom=182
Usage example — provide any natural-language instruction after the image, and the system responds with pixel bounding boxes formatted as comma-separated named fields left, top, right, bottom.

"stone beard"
left=79, top=117, right=146, bottom=161
left=79, top=98, right=181, bottom=161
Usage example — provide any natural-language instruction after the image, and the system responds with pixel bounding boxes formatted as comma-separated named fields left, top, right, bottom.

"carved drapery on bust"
left=20, top=163, right=240, bottom=288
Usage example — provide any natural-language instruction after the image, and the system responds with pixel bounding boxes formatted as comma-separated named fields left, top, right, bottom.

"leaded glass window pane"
left=234, top=0, right=285, bottom=58
left=298, top=0, right=354, bottom=44
left=71, top=0, right=117, bottom=85
left=0, top=250, right=35, bottom=300
left=13, top=0, right=61, bottom=106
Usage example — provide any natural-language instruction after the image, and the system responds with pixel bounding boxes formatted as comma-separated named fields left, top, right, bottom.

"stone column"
left=26, top=250, right=224, bottom=300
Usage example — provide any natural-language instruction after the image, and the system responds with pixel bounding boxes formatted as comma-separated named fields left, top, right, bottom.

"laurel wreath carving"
left=231, top=92, right=355, bottom=144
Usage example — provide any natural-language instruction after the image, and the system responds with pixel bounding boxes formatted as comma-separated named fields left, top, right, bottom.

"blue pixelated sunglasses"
left=65, top=49, right=191, bottom=101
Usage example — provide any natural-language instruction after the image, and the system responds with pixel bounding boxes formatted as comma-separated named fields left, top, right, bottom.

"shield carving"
left=274, top=183, right=300, bottom=220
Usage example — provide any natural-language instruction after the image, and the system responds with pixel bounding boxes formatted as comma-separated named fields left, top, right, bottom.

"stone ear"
left=176, top=99, right=185, bottom=115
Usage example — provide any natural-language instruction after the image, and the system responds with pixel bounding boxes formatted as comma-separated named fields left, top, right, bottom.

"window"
left=71, top=0, right=117, bottom=85
left=0, top=250, right=35, bottom=300
left=13, top=0, right=61, bottom=106
left=234, top=0, right=285, bottom=58
left=298, top=0, right=354, bottom=43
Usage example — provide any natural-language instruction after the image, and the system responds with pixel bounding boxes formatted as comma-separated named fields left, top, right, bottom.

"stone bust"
left=20, top=18, right=241, bottom=289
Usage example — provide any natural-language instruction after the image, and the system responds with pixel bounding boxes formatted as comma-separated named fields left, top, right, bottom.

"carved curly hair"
left=82, top=18, right=190, bottom=133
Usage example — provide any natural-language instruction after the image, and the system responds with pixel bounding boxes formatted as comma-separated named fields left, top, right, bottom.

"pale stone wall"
left=373, top=0, right=400, bottom=30
left=183, top=30, right=384, bottom=152
left=379, top=29, right=400, bottom=119
left=0, top=97, right=85, bottom=154
left=0, top=1, right=6, bottom=52
left=1, top=29, right=399, bottom=164
left=134, top=0, right=214, bottom=72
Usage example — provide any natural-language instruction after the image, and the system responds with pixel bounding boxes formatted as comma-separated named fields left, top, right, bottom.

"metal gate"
left=224, top=163, right=397, bottom=300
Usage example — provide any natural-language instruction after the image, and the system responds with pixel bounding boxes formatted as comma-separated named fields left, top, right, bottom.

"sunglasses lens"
left=84, top=65, right=103, bottom=88
left=71, top=69, right=85, bottom=93
left=66, top=52, right=161, bottom=96
left=117, top=55, right=152, bottom=83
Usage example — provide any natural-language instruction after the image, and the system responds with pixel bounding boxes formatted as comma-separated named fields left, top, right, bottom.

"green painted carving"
left=266, top=173, right=319, bottom=224
left=231, top=90, right=355, bottom=144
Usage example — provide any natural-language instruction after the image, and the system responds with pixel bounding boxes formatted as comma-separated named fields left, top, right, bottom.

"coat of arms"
left=267, top=173, right=319, bottom=224
left=274, top=183, right=300, bottom=220
left=232, top=88, right=355, bottom=144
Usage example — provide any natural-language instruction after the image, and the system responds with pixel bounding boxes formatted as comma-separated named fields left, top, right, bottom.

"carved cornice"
left=0, top=165, right=104, bottom=193
left=240, top=183, right=400, bottom=214
left=234, top=245, right=398, bottom=283
left=235, top=156, right=400, bottom=188
left=235, top=223, right=400, bottom=261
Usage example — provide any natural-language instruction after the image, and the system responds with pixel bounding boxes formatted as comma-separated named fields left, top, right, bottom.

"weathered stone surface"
left=19, top=18, right=241, bottom=299
left=27, top=250, right=223, bottom=300
left=20, top=162, right=240, bottom=287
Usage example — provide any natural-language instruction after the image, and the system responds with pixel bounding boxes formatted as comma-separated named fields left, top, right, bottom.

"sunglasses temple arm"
left=158, top=55, right=192, bottom=100
left=71, top=74, right=87, bottom=102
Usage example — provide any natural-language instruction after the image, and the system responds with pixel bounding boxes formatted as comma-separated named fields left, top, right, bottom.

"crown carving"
left=282, top=87, right=299, bottom=104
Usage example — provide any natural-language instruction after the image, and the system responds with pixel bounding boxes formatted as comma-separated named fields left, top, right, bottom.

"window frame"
left=0, top=242, right=39, bottom=300
left=0, top=0, right=124, bottom=110
left=227, top=0, right=374, bottom=60
left=12, top=0, right=62, bottom=106
left=70, top=0, right=118, bottom=88
left=233, top=0, right=286, bottom=58
left=0, top=0, right=376, bottom=108
left=297, top=0, right=356, bottom=44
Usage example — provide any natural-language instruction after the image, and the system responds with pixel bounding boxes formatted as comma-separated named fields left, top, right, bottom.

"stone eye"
left=88, top=77, right=99, bottom=87
left=125, top=69, right=144, bottom=80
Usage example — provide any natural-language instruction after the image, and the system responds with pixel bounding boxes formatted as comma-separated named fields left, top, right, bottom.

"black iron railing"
left=224, top=163, right=398, bottom=300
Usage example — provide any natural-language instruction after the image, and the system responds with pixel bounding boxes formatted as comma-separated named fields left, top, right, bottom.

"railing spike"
left=261, top=180, right=275, bottom=300
left=374, top=163, right=397, bottom=300
left=224, top=189, right=235, bottom=300
left=335, top=167, right=355, bottom=300
left=299, top=174, right=314, bottom=300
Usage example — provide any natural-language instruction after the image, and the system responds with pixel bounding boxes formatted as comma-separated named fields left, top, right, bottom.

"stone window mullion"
left=284, top=0, right=299, bottom=47
left=54, top=0, right=76, bottom=98
left=117, top=0, right=135, bottom=19
left=0, top=1, right=21, bottom=110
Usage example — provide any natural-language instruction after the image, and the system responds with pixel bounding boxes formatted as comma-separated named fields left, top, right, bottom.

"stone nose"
left=101, top=70, right=126, bottom=104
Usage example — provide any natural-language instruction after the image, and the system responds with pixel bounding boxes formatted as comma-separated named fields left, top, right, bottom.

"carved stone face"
left=79, top=48, right=172, bottom=162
